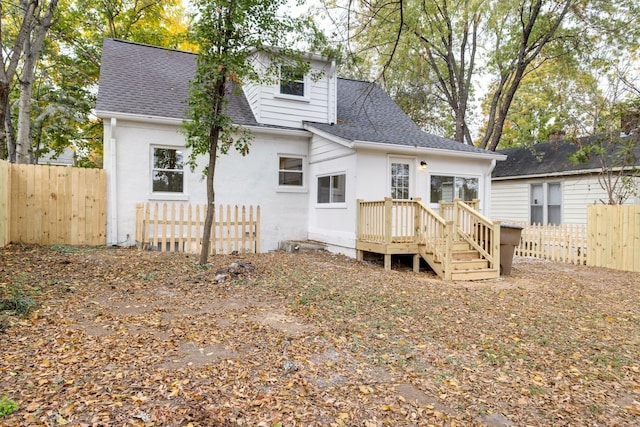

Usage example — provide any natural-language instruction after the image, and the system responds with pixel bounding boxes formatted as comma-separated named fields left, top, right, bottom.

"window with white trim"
left=531, top=182, right=561, bottom=224
left=391, top=162, right=410, bottom=199
left=278, top=156, right=303, bottom=186
left=152, top=147, right=184, bottom=193
left=317, top=173, right=346, bottom=204
left=430, top=175, right=478, bottom=202
left=280, top=67, right=305, bottom=97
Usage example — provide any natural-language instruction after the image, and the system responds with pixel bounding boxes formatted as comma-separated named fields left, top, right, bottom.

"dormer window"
left=279, top=67, right=305, bottom=97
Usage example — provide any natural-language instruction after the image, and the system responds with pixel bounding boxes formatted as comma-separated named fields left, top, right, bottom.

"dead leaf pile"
left=0, top=245, right=638, bottom=426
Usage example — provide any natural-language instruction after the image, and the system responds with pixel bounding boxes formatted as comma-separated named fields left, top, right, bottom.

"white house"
left=96, top=38, right=505, bottom=259
left=491, top=137, right=640, bottom=225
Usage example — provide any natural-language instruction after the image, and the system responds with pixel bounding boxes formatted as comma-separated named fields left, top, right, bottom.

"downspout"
left=107, top=117, right=118, bottom=245
left=328, top=60, right=336, bottom=124
left=484, top=159, right=497, bottom=217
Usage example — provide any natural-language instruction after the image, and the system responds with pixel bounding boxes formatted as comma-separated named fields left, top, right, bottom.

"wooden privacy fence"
left=0, top=160, right=106, bottom=246
left=136, top=202, right=260, bottom=255
left=587, top=204, right=640, bottom=272
left=511, top=222, right=588, bottom=265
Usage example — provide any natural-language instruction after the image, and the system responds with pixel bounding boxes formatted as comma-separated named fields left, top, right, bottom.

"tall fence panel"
left=587, top=205, right=640, bottom=272
left=4, top=163, right=106, bottom=246
left=136, top=202, right=260, bottom=255
left=0, top=160, right=10, bottom=246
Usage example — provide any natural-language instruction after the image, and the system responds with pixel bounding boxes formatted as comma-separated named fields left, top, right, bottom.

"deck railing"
left=357, top=198, right=500, bottom=278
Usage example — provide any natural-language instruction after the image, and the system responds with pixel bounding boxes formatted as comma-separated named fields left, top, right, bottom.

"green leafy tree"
left=568, top=99, right=640, bottom=205
left=184, top=0, right=327, bottom=265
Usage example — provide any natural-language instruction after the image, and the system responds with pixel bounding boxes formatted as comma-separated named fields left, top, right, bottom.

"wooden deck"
left=356, top=198, right=500, bottom=281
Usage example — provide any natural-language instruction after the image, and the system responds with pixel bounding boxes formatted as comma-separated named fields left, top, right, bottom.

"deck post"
left=384, top=254, right=392, bottom=270
left=384, top=197, right=392, bottom=244
left=453, top=198, right=461, bottom=240
left=413, top=198, right=422, bottom=243
left=444, top=221, right=454, bottom=280
left=493, top=221, right=501, bottom=271
left=413, top=253, right=420, bottom=272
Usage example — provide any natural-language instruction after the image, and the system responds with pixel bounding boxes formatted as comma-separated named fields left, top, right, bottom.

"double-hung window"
left=317, top=173, right=346, bottom=204
left=430, top=175, right=478, bottom=202
left=531, top=182, right=561, bottom=224
left=278, top=156, right=304, bottom=187
left=152, top=147, right=184, bottom=193
left=279, top=67, right=305, bottom=97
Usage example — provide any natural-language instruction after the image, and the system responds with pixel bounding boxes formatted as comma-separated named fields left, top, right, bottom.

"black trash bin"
left=500, top=223, right=523, bottom=275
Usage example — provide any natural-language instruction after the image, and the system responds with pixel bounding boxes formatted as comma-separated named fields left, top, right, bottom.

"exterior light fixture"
left=420, top=161, right=428, bottom=170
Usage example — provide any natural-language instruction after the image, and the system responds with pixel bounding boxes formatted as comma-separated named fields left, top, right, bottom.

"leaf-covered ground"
left=0, top=244, right=639, bottom=426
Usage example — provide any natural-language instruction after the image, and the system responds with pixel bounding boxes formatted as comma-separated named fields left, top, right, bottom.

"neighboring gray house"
left=492, top=136, right=640, bottom=225
left=96, top=38, right=504, bottom=257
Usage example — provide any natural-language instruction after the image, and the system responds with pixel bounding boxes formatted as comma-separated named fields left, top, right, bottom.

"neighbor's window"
left=530, top=182, right=561, bottom=225
left=391, top=162, right=410, bottom=199
left=152, top=147, right=184, bottom=193
left=280, top=67, right=305, bottom=97
left=430, top=175, right=478, bottom=202
left=279, top=156, right=303, bottom=186
left=317, top=173, right=346, bottom=204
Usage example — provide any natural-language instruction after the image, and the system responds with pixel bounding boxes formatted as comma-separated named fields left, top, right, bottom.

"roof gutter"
left=96, top=110, right=311, bottom=137
left=303, top=124, right=353, bottom=147
left=491, top=167, right=635, bottom=181
left=95, top=110, right=184, bottom=126
left=352, top=140, right=507, bottom=161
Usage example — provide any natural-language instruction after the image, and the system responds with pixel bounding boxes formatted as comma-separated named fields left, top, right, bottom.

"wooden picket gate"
left=514, top=222, right=588, bottom=265
left=135, top=202, right=260, bottom=255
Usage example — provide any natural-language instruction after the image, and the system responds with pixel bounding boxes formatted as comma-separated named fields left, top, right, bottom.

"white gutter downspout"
left=107, top=117, right=118, bottom=245
left=328, top=60, right=336, bottom=124
left=485, top=158, right=497, bottom=218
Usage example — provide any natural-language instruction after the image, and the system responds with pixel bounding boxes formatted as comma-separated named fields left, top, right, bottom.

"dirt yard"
left=0, top=244, right=639, bottom=426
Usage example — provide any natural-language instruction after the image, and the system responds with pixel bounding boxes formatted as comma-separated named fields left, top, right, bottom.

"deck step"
left=452, top=250, right=480, bottom=261
left=451, top=268, right=500, bottom=281
left=452, top=259, right=489, bottom=270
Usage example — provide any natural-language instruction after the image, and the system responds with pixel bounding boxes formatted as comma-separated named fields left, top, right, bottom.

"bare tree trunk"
left=5, top=98, right=17, bottom=162
left=0, top=0, right=38, bottom=160
left=199, top=76, right=227, bottom=265
left=15, top=0, right=59, bottom=164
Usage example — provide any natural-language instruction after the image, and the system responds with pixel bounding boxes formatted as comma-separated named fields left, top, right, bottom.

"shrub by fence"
left=136, top=202, right=260, bottom=255
left=0, top=160, right=106, bottom=246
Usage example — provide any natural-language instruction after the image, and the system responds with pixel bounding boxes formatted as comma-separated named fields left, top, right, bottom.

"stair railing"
left=453, top=199, right=500, bottom=271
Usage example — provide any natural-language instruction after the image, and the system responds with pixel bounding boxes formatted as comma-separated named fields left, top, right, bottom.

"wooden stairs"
left=418, top=241, right=499, bottom=281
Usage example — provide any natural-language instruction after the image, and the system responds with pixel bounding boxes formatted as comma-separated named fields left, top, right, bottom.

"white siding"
left=491, top=180, right=530, bottom=222
left=244, top=55, right=335, bottom=129
left=309, top=134, right=353, bottom=163
left=492, top=174, right=640, bottom=225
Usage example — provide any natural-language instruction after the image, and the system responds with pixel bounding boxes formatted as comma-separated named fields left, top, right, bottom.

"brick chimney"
left=549, top=130, right=566, bottom=143
left=621, top=112, right=640, bottom=135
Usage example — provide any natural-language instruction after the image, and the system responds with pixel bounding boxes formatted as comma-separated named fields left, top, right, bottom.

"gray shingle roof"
left=97, top=38, right=496, bottom=155
left=306, top=78, right=492, bottom=154
left=493, top=136, right=640, bottom=178
left=96, top=38, right=258, bottom=125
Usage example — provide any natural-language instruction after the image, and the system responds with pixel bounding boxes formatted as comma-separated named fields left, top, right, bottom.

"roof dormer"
left=242, top=50, right=337, bottom=129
